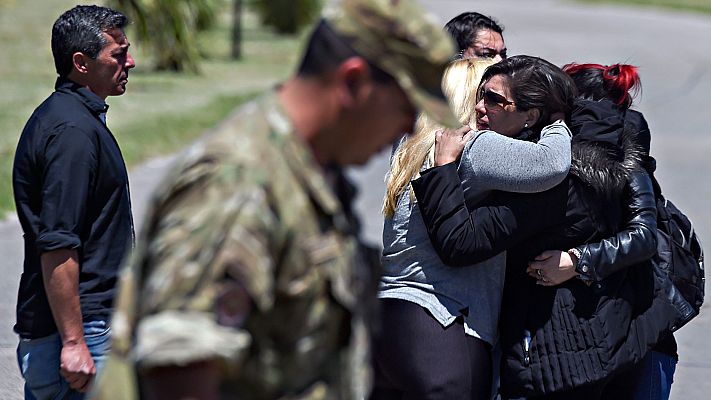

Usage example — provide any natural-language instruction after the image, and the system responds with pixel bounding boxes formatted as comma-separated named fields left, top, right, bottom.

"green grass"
left=0, top=0, right=303, bottom=217
left=576, top=0, right=711, bottom=14
left=112, top=92, right=260, bottom=166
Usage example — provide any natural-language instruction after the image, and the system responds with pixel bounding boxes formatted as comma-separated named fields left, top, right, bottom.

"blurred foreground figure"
left=13, top=5, right=135, bottom=399
left=92, top=0, right=457, bottom=399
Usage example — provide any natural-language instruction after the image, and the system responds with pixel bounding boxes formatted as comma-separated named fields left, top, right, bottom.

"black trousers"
left=371, top=298, right=493, bottom=400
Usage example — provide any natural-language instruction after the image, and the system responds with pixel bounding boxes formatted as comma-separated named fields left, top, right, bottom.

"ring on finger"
left=536, top=269, right=542, bottom=277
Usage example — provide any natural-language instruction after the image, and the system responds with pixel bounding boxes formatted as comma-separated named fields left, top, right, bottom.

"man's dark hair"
left=481, top=55, right=577, bottom=132
left=51, top=5, right=128, bottom=77
left=296, top=20, right=394, bottom=85
left=444, top=12, right=503, bottom=53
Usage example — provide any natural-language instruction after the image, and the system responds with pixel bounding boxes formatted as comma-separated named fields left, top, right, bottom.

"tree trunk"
left=231, top=0, right=243, bottom=59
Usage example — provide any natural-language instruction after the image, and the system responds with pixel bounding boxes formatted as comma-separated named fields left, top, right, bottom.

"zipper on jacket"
left=523, top=329, right=532, bottom=366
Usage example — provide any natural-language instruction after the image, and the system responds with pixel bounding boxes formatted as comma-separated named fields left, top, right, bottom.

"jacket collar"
left=55, top=76, right=109, bottom=117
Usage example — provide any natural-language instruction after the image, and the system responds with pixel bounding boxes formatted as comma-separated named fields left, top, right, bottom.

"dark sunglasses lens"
left=484, top=91, right=507, bottom=106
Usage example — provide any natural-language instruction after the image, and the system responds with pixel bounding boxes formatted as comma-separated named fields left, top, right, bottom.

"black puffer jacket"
left=411, top=129, right=682, bottom=397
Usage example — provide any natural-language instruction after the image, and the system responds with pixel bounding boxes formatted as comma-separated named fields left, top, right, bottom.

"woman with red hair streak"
left=564, top=63, right=650, bottom=157
left=529, top=63, right=678, bottom=400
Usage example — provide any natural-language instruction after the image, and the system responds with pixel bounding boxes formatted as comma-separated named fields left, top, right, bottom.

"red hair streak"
left=563, top=62, right=641, bottom=106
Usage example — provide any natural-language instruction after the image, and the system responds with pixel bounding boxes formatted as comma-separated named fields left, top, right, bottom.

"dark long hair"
left=563, top=63, right=641, bottom=109
left=481, top=55, right=577, bottom=133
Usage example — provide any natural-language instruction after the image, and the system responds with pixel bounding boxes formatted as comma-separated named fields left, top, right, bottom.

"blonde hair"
left=383, top=58, right=494, bottom=217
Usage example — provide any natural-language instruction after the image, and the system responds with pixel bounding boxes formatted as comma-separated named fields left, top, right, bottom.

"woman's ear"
left=525, top=108, right=541, bottom=128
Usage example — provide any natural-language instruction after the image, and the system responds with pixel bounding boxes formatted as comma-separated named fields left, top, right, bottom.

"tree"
left=251, top=0, right=322, bottom=34
left=109, top=0, right=323, bottom=70
left=231, top=0, right=243, bottom=59
left=110, top=0, right=220, bottom=72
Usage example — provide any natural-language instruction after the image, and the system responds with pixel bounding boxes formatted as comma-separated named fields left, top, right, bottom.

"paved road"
left=1, top=0, right=710, bottom=398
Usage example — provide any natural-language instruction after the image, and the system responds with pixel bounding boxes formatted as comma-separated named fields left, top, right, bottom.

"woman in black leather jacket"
left=412, top=73, right=682, bottom=398
left=530, top=63, right=679, bottom=400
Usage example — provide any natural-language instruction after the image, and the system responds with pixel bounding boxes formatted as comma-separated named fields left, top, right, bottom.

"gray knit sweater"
left=380, top=122, right=572, bottom=345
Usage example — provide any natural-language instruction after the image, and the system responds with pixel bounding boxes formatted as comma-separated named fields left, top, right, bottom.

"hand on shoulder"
left=434, top=125, right=474, bottom=166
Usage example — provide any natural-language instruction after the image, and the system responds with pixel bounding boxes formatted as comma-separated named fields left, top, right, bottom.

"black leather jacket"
left=572, top=100, right=682, bottom=355
left=568, top=99, right=657, bottom=282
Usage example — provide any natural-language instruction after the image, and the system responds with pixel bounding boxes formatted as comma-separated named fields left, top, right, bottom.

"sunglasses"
left=479, top=88, right=515, bottom=109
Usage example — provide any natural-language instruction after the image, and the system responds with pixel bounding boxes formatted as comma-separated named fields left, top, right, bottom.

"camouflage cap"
left=325, top=0, right=459, bottom=128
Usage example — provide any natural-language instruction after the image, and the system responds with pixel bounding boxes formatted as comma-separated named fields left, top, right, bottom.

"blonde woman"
left=373, top=57, right=575, bottom=399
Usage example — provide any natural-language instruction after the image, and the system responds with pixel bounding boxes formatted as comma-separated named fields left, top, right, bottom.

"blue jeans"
left=633, top=350, right=677, bottom=400
left=16, top=319, right=112, bottom=400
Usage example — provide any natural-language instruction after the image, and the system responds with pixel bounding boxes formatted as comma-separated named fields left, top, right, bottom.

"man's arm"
left=131, top=153, right=274, bottom=399
left=35, top=125, right=99, bottom=392
left=41, top=249, right=95, bottom=393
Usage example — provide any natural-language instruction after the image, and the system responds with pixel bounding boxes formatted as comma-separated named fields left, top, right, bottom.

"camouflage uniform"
left=92, top=0, right=456, bottom=399
left=96, top=93, right=376, bottom=399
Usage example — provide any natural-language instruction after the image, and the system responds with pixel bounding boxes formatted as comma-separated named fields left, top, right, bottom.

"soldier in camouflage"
left=92, top=0, right=457, bottom=399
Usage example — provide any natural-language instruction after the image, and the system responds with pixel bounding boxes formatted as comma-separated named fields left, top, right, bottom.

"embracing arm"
left=573, top=169, right=657, bottom=281
left=412, top=162, right=566, bottom=266
left=530, top=169, right=657, bottom=283
left=460, top=121, right=571, bottom=193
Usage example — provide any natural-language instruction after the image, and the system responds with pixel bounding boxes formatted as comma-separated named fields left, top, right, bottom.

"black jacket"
left=570, top=100, right=680, bottom=358
left=412, top=132, right=681, bottom=397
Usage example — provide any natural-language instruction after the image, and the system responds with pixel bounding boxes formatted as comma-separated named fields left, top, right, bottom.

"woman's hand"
left=434, top=125, right=474, bottom=166
left=526, top=250, right=579, bottom=286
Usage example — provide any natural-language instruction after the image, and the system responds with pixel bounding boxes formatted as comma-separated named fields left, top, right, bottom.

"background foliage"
left=0, top=0, right=305, bottom=216
left=253, top=0, right=323, bottom=34
left=109, top=0, right=323, bottom=71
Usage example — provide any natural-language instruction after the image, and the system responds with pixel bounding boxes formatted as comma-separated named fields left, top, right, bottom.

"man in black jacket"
left=12, top=5, right=135, bottom=399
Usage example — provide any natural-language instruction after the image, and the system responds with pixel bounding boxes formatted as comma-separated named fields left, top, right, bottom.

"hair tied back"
left=607, top=64, right=640, bottom=105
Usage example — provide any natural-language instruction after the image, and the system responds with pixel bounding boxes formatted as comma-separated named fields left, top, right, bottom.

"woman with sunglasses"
left=411, top=57, right=682, bottom=399
left=375, top=55, right=575, bottom=400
